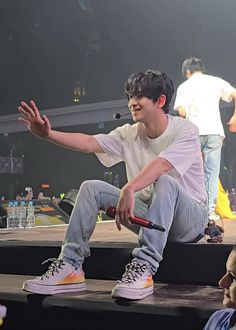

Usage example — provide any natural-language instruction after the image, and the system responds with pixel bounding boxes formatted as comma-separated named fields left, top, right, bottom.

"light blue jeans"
left=199, top=135, right=223, bottom=215
left=59, top=175, right=208, bottom=275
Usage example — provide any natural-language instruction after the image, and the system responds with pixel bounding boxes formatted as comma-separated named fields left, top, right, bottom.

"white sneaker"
left=23, top=259, right=86, bottom=295
left=0, top=304, right=7, bottom=326
left=111, top=260, right=153, bottom=300
left=208, top=211, right=221, bottom=222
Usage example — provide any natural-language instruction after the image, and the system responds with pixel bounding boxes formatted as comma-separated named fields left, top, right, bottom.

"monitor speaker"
left=59, top=189, right=79, bottom=216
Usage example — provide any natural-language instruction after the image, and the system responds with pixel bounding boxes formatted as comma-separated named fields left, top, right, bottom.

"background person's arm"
left=227, top=89, right=236, bottom=132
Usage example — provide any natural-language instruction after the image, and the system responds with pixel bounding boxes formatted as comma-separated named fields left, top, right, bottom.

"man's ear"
left=186, top=70, right=192, bottom=78
left=157, top=95, right=166, bottom=108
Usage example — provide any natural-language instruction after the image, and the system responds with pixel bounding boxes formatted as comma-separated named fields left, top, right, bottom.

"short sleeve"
left=159, top=121, right=200, bottom=176
left=93, top=126, right=128, bottom=167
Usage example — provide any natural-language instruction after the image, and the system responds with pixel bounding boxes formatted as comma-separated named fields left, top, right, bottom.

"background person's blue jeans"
left=199, top=135, right=223, bottom=215
left=59, top=175, right=208, bottom=275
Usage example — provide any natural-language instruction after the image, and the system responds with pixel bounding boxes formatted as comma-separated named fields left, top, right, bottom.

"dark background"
left=0, top=0, right=236, bottom=198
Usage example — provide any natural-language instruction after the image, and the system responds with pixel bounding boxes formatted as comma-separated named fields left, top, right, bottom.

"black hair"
left=124, top=69, right=174, bottom=114
left=182, top=57, right=206, bottom=77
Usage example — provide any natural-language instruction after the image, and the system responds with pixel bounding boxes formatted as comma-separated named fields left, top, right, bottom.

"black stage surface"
left=0, top=218, right=235, bottom=329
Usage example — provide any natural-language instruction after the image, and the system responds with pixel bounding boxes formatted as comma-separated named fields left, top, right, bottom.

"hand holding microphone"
left=105, top=206, right=165, bottom=232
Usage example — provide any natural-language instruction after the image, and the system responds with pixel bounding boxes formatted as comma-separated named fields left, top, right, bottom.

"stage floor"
left=0, top=217, right=235, bottom=244
left=0, top=218, right=235, bottom=329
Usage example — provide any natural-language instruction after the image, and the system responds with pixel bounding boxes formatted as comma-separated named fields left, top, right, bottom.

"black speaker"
left=59, top=189, right=79, bottom=216
left=0, top=205, right=7, bottom=228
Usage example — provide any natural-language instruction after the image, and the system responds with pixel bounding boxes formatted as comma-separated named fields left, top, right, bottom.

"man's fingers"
left=18, top=117, right=30, bottom=126
left=115, top=215, right=121, bottom=231
left=18, top=106, right=32, bottom=119
left=29, top=100, right=41, bottom=117
left=42, top=115, right=51, bottom=130
left=20, top=101, right=36, bottom=117
left=20, top=100, right=41, bottom=119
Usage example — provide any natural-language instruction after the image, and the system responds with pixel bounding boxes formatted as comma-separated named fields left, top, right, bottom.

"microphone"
left=105, top=206, right=165, bottom=232
left=113, top=112, right=131, bottom=119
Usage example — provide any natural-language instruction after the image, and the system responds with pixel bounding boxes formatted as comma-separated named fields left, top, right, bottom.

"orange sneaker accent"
left=144, top=276, right=153, bottom=288
left=58, top=272, right=85, bottom=285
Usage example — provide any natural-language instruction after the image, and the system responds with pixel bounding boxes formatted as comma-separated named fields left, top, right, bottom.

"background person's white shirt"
left=173, top=72, right=235, bottom=137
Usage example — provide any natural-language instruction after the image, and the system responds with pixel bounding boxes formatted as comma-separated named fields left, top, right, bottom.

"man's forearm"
left=232, top=90, right=236, bottom=116
left=124, top=157, right=173, bottom=193
left=46, top=130, right=104, bottom=153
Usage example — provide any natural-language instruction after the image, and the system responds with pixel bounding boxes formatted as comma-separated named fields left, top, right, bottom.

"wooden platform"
left=0, top=217, right=235, bottom=244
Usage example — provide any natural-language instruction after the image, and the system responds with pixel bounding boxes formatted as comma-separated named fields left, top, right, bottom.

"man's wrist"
left=122, top=182, right=135, bottom=194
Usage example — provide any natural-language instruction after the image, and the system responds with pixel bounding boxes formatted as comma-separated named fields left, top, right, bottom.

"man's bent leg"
left=112, top=175, right=207, bottom=300
left=59, top=180, right=122, bottom=267
left=132, top=175, right=208, bottom=274
left=23, top=180, right=123, bottom=294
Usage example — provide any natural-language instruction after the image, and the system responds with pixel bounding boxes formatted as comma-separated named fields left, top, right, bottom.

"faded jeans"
left=59, top=175, right=208, bottom=275
left=199, top=135, right=223, bottom=214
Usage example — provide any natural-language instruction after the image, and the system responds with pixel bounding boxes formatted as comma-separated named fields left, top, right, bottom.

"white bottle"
left=7, top=201, right=15, bottom=229
left=19, top=201, right=27, bottom=228
left=13, top=201, right=21, bottom=228
left=26, top=201, right=35, bottom=228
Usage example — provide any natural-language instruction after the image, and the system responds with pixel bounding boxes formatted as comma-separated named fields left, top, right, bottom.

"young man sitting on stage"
left=18, top=69, right=208, bottom=300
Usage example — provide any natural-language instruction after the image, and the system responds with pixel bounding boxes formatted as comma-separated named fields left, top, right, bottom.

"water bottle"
left=19, top=201, right=27, bottom=228
left=26, top=201, right=35, bottom=228
left=13, top=201, right=21, bottom=228
left=7, top=201, right=15, bottom=229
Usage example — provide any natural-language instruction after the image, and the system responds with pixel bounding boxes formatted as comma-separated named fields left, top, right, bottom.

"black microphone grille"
left=113, top=113, right=121, bottom=119
left=113, top=112, right=130, bottom=120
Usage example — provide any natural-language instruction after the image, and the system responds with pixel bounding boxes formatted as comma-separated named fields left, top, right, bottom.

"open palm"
left=18, top=100, right=51, bottom=138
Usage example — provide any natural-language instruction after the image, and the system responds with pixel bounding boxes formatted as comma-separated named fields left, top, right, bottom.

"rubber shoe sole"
left=111, top=285, right=153, bottom=300
left=23, top=281, right=86, bottom=295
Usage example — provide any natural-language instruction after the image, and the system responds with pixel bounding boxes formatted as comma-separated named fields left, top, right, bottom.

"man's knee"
left=156, top=174, right=177, bottom=188
left=79, top=180, right=103, bottom=196
left=152, top=175, right=179, bottom=199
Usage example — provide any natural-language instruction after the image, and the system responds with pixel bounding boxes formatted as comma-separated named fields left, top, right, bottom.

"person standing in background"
left=174, top=57, right=236, bottom=223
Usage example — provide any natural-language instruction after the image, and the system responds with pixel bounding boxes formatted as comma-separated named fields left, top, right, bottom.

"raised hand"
left=18, top=100, right=51, bottom=139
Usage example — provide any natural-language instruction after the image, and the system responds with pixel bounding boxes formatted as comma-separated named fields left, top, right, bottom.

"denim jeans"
left=199, top=135, right=223, bottom=214
left=59, top=175, right=208, bottom=275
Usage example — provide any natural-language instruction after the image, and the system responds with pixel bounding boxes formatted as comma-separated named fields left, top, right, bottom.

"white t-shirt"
left=94, top=115, right=207, bottom=204
left=173, top=72, right=235, bottom=137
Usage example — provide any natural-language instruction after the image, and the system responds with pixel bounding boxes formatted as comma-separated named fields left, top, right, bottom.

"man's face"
left=127, top=96, right=159, bottom=123
left=219, top=250, right=236, bottom=308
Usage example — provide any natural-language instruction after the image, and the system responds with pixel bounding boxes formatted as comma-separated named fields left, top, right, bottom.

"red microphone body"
left=105, top=206, right=165, bottom=232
